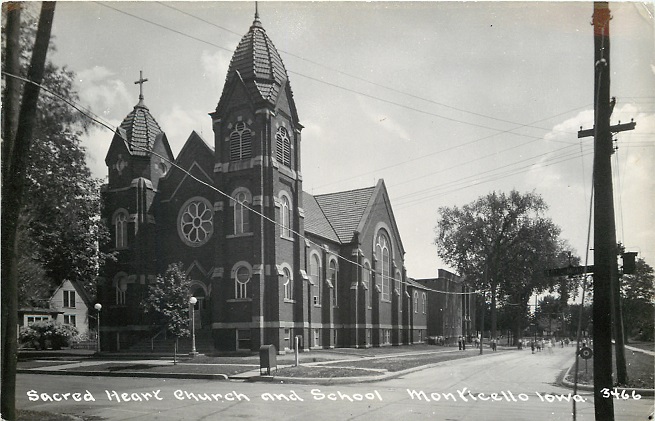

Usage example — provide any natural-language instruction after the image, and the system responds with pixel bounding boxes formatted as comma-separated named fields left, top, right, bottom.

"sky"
left=41, top=1, right=655, bottom=280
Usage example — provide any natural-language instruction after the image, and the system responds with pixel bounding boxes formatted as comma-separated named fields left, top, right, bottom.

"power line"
left=3, top=70, right=477, bottom=297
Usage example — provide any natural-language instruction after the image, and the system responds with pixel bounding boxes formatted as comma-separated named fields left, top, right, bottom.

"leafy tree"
left=2, top=6, right=112, bottom=305
left=435, top=190, right=562, bottom=339
left=621, top=258, right=654, bottom=341
left=143, top=263, right=192, bottom=362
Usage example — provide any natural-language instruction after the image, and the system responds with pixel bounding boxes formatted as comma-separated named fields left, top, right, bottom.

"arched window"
left=329, top=260, right=338, bottom=307
left=362, top=261, right=371, bottom=306
left=233, top=190, right=251, bottom=234
left=114, top=211, right=128, bottom=249
left=310, top=253, right=321, bottom=305
left=422, top=292, right=427, bottom=314
left=280, top=194, right=292, bottom=238
left=283, top=267, right=293, bottom=300
left=414, top=291, right=419, bottom=313
left=235, top=266, right=251, bottom=299
left=375, top=231, right=391, bottom=301
left=229, top=121, right=253, bottom=161
left=275, top=126, right=291, bottom=167
left=395, top=270, right=402, bottom=295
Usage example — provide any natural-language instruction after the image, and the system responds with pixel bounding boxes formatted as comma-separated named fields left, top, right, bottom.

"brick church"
left=99, top=11, right=429, bottom=353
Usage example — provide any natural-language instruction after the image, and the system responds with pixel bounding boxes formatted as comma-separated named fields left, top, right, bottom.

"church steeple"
left=118, top=70, right=162, bottom=156
left=215, top=8, right=291, bottom=111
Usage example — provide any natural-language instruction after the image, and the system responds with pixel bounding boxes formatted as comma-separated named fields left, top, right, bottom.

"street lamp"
left=189, top=297, right=197, bottom=356
left=94, top=303, right=102, bottom=352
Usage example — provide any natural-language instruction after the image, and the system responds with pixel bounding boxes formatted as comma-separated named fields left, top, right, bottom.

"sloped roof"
left=119, top=100, right=163, bottom=156
left=218, top=12, right=290, bottom=108
left=302, top=192, right=340, bottom=243
left=311, top=186, right=377, bottom=244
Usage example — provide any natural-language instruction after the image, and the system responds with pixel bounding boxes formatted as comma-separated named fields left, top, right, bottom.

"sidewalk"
left=17, top=344, right=507, bottom=384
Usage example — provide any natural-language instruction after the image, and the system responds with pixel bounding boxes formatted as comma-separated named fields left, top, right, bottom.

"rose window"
left=178, top=198, right=213, bottom=246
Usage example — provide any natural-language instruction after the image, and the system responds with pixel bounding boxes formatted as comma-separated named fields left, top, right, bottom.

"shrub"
left=19, top=321, right=79, bottom=350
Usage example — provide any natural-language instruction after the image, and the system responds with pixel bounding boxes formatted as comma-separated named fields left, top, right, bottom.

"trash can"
left=259, top=344, right=277, bottom=375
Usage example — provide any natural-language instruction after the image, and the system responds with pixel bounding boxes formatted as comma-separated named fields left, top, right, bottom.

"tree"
left=435, top=190, right=562, bottom=340
left=143, top=263, right=192, bottom=363
left=621, top=258, right=654, bottom=341
left=2, top=5, right=112, bottom=304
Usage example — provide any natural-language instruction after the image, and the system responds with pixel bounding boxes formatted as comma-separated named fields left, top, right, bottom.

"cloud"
left=200, top=50, right=232, bottom=95
left=160, top=105, right=213, bottom=156
left=76, top=66, right=132, bottom=121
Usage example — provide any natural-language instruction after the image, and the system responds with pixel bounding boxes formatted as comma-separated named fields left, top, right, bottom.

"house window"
left=229, top=121, right=253, bottom=161
left=64, top=314, right=76, bottom=327
left=310, top=253, right=321, bottom=306
left=376, top=231, right=391, bottom=301
left=27, top=316, right=49, bottom=325
left=329, top=260, right=338, bottom=307
left=114, top=211, right=128, bottom=249
left=275, top=126, right=291, bottom=167
left=280, top=194, right=292, bottom=238
left=63, top=290, right=76, bottom=308
left=414, top=292, right=419, bottom=313
left=422, top=293, right=427, bottom=314
left=178, top=197, right=213, bottom=247
left=235, top=266, right=251, bottom=299
left=283, top=267, right=294, bottom=300
left=237, top=329, right=251, bottom=350
left=233, top=191, right=251, bottom=234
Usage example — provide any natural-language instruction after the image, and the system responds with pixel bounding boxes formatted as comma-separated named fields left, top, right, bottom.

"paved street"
left=16, top=347, right=653, bottom=420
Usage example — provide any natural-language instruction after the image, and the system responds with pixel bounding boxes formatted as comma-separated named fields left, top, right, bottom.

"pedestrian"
left=458, top=336, right=462, bottom=350
left=547, top=340, right=553, bottom=354
left=531, top=340, right=535, bottom=354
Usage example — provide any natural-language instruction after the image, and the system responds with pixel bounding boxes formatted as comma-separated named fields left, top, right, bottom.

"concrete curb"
left=245, top=348, right=512, bottom=385
left=559, top=360, right=655, bottom=397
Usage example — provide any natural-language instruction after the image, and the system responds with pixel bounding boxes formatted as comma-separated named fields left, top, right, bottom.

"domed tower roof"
left=217, top=9, right=291, bottom=109
left=119, top=72, right=163, bottom=156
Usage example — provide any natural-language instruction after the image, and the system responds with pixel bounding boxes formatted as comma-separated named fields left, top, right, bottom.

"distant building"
left=98, top=11, right=427, bottom=353
left=413, top=269, right=476, bottom=345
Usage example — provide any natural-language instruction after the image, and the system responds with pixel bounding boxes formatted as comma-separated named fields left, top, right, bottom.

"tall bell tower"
left=209, top=9, right=306, bottom=351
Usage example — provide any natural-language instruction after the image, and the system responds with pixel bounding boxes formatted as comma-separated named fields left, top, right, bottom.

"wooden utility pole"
left=1, top=3, right=56, bottom=420
left=579, top=4, right=637, bottom=414
left=577, top=2, right=632, bottom=419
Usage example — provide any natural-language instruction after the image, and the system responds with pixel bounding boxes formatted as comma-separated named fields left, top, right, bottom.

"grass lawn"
left=565, top=346, right=654, bottom=389
left=275, top=366, right=378, bottom=378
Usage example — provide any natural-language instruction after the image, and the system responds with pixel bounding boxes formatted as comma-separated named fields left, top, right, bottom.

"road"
left=16, top=347, right=653, bottom=420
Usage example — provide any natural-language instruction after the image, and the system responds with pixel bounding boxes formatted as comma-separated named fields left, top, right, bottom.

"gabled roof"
left=50, top=279, right=93, bottom=309
left=302, top=192, right=340, bottom=243
left=313, top=185, right=377, bottom=244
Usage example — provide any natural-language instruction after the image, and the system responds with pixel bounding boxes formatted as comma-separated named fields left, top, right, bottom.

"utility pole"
left=1, top=3, right=57, bottom=420
left=577, top=2, right=635, bottom=419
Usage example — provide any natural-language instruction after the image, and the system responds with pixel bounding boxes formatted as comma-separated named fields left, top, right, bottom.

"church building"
left=99, top=11, right=428, bottom=352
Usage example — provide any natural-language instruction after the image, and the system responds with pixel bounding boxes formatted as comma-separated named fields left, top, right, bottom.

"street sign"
left=544, top=265, right=594, bottom=277
left=579, top=346, right=593, bottom=360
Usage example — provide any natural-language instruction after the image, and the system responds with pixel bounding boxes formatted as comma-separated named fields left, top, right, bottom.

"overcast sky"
left=45, top=1, right=654, bottom=279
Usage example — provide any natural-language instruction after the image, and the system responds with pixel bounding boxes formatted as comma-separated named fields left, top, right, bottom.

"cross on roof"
left=134, top=70, right=148, bottom=101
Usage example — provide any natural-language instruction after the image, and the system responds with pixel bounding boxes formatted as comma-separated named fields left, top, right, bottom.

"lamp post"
left=189, top=297, right=197, bottom=356
left=94, top=303, right=102, bottom=352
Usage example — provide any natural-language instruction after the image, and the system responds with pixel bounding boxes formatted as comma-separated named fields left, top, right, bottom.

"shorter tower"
left=100, top=72, right=174, bottom=350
